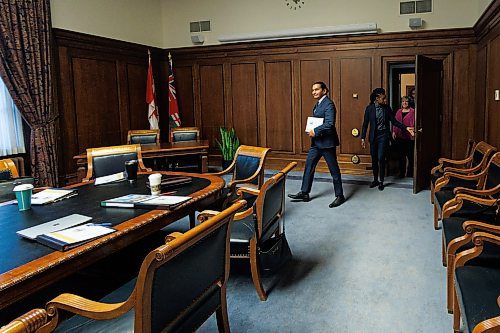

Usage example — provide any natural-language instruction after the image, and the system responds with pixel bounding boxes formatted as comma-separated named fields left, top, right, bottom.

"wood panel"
left=127, top=63, right=149, bottom=130
left=486, top=34, right=500, bottom=147
left=72, top=57, right=121, bottom=151
left=199, top=65, right=225, bottom=152
left=174, top=66, right=195, bottom=127
left=299, top=59, right=330, bottom=153
left=264, top=61, right=293, bottom=152
left=474, top=46, right=487, bottom=141
left=231, top=63, right=258, bottom=146
left=339, top=58, right=371, bottom=155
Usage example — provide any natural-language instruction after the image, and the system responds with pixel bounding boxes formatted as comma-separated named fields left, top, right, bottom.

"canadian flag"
left=146, top=50, right=159, bottom=130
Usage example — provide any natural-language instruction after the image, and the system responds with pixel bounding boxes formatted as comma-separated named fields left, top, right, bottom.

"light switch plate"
left=495, top=89, right=500, bottom=101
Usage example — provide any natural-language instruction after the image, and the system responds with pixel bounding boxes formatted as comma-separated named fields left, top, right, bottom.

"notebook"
left=100, top=194, right=191, bottom=209
left=16, top=214, right=93, bottom=240
left=36, top=223, right=115, bottom=251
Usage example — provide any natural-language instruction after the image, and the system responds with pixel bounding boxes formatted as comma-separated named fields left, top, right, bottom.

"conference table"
left=73, top=140, right=210, bottom=183
left=0, top=171, right=224, bottom=314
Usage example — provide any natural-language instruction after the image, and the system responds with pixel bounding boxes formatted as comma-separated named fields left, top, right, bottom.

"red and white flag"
left=146, top=50, right=159, bottom=130
left=168, top=53, right=181, bottom=133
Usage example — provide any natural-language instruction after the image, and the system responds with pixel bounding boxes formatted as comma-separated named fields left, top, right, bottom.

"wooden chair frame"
left=83, top=144, right=151, bottom=182
left=444, top=216, right=500, bottom=313
left=24, top=201, right=246, bottom=333
left=431, top=141, right=496, bottom=205
left=0, top=158, right=20, bottom=178
left=211, top=145, right=271, bottom=208
left=171, top=127, right=200, bottom=142
left=433, top=152, right=500, bottom=229
left=0, top=309, right=48, bottom=333
left=126, top=129, right=160, bottom=145
left=200, top=162, right=297, bottom=301
left=452, top=232, right=500, bottom=333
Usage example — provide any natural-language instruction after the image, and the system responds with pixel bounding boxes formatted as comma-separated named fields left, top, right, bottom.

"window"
left=0, top=77, right=25, bottom=156
left=400, top=0, right=432, bottom=14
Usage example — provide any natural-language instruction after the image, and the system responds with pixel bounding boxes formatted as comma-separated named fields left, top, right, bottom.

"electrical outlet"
left=495, top=89, right=500, bottom=101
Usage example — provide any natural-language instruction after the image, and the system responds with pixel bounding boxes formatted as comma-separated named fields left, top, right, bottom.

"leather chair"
left=171, top=127, right=200, bottom=142
left=433, top=151, right=500, bottom=229
left=431, top=141, right=496, bottom=206
left=127, top=129, right=160, bottom=145
left=452, top=231, right=500, bottom=333
left=169, top=127, right=201, bottom=172
left=211, top=145, right=271, bottom=210
left=83, top=144, right=151, bottom=182
left=4, top=201, right=246, bottom=333
left=199, top=162, right=297, bottom=301
left=0, top=158, right=20, bottom=179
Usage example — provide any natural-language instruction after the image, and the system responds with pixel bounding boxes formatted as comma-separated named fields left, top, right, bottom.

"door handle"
left=418, top=128, right=423, bottom=133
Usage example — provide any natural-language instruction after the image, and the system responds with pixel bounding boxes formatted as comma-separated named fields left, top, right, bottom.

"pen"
left=160, top=191, right=177, bottom=196
left=88, top=223, right=113, bottom=227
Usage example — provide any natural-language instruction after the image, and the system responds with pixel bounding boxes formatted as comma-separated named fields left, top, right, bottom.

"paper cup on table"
left=13, top=184, right=34, bottom=211
left=148, top=173, right=162, bottom=195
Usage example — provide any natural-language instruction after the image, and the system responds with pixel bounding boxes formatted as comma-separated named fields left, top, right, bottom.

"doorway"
left=388, top=63, right=416, bottom=185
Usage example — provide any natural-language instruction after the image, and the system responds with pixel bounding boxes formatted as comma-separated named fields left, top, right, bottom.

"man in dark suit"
left=361, top=89, right=414, bottom=190
left=288, top=82, right=345, bottom=208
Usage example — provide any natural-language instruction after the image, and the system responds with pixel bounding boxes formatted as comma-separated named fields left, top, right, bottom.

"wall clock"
left=285, top=0, right=305, bottom=10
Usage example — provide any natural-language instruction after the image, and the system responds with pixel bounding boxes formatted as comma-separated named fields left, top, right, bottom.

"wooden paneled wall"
left=52, top=2, right=499, bottom=182
left=167, top=29, right=479, bottom=173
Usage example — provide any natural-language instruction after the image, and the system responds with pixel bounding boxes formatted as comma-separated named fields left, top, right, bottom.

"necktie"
left=313, top=102, right=318, bottom=115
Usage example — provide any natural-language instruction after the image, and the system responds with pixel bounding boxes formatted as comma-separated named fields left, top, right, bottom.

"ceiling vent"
left=400, top=0, right=432, bottom=15
left=190, top=20, right=211, bottom=33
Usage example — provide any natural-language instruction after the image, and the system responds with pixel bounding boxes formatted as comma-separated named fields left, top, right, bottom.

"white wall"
left=50, top=0, right=164, bottom=47
left=50, top=0, right=493, bottom=49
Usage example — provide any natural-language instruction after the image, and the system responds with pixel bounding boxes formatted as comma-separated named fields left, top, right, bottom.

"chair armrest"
left=233, top=207, right=254, bottom=220
left=236, top=186, right=260, bottom=197
left=443, top=165, right=479, bottom=174
left=447, top=220, right=500, bottom=259
left=165, top=232, right=184, bottom=243
left=197, top=210, right=221, bottom=223
left=46, top=293, right=132, bottom=320
left=472, top=315, right=500, bottom=333
left=432, top=156, right=472, bottom=174
left=0, top=309, right=48, bottom=333
left=434, top=171, right=484, bottom=192
left=454, top=184, right=500, bottom=197
left=442, top=194, right=498, bottom=218
left=455, top=232, right=500, bottom=267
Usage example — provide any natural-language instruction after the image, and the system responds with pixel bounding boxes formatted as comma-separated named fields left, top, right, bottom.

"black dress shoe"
left=288, top=192, right=310, bottom=202
left=329, top=195, right=345, bottom=208
left=369, top=181, right=379, bottom=188
left=378, top=183, right=384, bottom=191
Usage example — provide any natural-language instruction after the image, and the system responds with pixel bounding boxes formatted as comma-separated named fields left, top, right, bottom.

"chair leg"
left=430, top=183, right=434, bottom=204
left=216, top=288, right=231, bottom=333
left=434, top=204, right=440, bottom=230
left=442, top=236, right=447, bottom=267
left=453, top=288, right=461, bottom=333
left=447, top=254, right=455, bottom=313
left=249, top=239, right=267, bottom=301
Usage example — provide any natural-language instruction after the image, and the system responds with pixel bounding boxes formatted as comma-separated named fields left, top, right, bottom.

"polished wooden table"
left=73, top=140, right=210, bottom=183
left=0, top=171, right=223, bottom=312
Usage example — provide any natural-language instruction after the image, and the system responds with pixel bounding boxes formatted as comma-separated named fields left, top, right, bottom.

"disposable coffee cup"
left=125, top=160, right=138, bottom=182
left=13, top=184, right=34, bottom=211
left=148, top=173, right=162, bottom=195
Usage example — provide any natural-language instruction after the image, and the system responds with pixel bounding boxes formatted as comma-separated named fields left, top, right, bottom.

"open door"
left=414, top=55, right=443, bottom=193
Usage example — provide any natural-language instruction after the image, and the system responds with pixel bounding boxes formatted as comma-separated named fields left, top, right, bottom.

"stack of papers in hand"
left=36, top=223, right=115, bottom=251
left=305, top=116, right=324, bottom=132
left=94, top=172, right=126, bottom=185
left=100, top=194, right=192, bottom=209
left=31, top=188, right=78, bottom=205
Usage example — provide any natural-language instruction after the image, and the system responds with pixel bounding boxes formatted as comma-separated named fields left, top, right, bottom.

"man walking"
left=288, top=82, right=345, bottom=208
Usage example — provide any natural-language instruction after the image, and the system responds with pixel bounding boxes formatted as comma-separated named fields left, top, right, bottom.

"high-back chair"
left=83, top=144, right=151, bottom=182
left=127, top=129, right=160, bottom=145
left=200, top=162, right=296, bottom=301
left=2, top=201, right=246, bottom=333
left=171, top=127, right=200, bottom=142
left=0, top=158, right=20, bottom=179
left=431, top=141, right=496, bottom=204
left=211, top=145, right=271, bottom=209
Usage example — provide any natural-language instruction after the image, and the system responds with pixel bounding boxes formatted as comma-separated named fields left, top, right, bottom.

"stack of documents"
left=94, top=172, right=126, bottom=185
left=36, top=223, right=115, bottom=251
left=101, top=194, right=192, bottom=209
left=31, top=188, right=78, bottom=205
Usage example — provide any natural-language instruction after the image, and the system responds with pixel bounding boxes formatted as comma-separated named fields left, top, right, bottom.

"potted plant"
left=216, top=127, right=240, bottom=169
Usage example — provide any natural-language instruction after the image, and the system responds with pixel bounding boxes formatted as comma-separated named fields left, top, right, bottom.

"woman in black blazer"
left=361, top=89, right=414, bottom=190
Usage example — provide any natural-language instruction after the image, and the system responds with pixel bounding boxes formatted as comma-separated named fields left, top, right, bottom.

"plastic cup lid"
left=13, top=184, right=34, bottom=191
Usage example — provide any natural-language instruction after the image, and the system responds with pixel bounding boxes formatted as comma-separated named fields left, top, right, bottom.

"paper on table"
left=305, top=117, right=324, bottom=132
left=31, top=188, right=77, bottom=205
left=94, top=172, right=126, bottom=185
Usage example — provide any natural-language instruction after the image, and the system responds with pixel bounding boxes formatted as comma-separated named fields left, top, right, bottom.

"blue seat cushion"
left=435, top=190, right=497, bottom=218
left=0, top=170, right=12, bottom=181
left=455, top=266, right=500, bottom=333
left=443, top=216, right=500, bottom=255
left=130, top=135, right=157, bottom=144
left=235, top=155, right=260, bottom=184
left=92, top=152, right=138, bottom=178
